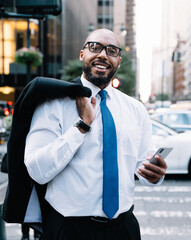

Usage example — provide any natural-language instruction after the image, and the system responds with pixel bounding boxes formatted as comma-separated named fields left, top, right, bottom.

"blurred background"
left=0, top=0, right=191, bottom=240
left=0, top=0, right=191, bottom=107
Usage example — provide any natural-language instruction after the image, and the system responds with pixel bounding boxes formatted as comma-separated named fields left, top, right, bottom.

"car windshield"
left=187, top=114, right=191, bottom=124
left=154, top=112, right=191, bottom=125
left=150, top=118, right=181, bottom=133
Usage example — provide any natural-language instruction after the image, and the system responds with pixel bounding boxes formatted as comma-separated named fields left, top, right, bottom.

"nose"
left=97, top=47, right=108, bottom=59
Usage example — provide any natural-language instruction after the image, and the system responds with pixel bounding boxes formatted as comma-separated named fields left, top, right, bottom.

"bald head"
left=84, top=28, right=121, bottom=48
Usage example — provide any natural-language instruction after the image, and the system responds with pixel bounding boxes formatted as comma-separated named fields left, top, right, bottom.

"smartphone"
left=149, top=147, right=173, bottom=166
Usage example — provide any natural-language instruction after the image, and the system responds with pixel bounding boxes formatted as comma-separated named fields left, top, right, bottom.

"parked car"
left=151, top=109, right=191, bottom=132
left=151, top=119, right=191, bottom=176
left=170, top=101, right=191, bottom=110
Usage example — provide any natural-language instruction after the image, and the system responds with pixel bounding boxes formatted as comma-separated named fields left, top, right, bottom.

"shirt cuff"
left=60, top=125, right=85, bottom=146
left=138, top=174, right=165, bottom=186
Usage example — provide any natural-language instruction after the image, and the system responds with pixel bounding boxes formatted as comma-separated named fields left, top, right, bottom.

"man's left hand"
left=138, top=154, right=167, bottom=183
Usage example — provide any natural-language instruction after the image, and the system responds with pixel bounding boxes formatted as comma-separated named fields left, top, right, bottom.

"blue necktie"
left=99, top=90, right=119, bottom=219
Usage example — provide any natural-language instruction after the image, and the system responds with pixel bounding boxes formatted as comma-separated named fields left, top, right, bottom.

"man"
left=24, top=29, right=167, bottom=240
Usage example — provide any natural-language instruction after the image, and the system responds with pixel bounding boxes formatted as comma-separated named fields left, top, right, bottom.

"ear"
left=79, top=50, right=84, bottom=62
left=117, top=57, right=122, bottom=69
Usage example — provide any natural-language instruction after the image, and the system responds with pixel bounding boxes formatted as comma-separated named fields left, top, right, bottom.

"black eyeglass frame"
left=83, top=41, right=122, bottom=57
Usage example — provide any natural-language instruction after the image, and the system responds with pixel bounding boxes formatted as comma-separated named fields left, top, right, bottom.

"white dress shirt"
left=24, top=75, right=160, bottom=219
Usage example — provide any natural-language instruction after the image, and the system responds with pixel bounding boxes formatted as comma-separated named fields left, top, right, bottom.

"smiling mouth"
left=95, top=65, right=107, bottom=69
left=93, top=61, right=110, bottom=70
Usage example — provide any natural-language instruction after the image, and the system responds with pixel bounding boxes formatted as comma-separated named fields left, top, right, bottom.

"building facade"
left=125, top=0, right=136, bottom=64
left=0, top=0, right=137, bottom=104
left=150, top=0, right=191, bottom=102
left=0, top=0, right=97, bottom=104
left=62, top=0, right=97, bottom=65
left=183, top=0, right=191, bottom=99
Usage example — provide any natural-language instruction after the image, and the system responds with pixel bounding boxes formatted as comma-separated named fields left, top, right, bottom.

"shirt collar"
left=80, top=74, right=113, bottom=99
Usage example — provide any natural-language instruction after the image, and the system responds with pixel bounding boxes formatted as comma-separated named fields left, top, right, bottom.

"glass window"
left=0, top=19, right=39, bottom=75
left=156, top=113, right=191, bottom=125
left=105, top=0, right=113, bottom=6
left=164, top=114, right=184, bottom=125
left=152, top=124, right=161, bottom=135
left=98, top=0, right=103, bottom=6
left=187, top=114, right=191, bottom=124
left=98, top=0, right=113, bottom=6
left=98, top=16, right=103, bottom=24
left=46, top=16, right=62, bottom=76
left=105, top=17, right=110, bottom=24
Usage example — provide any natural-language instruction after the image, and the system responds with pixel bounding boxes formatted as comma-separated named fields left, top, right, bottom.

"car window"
left=157, top=113, right=191, bottom=125
left=186, top=114, right=191, bottom=124
left=152, top=124, right=163, bottom=135
left=166, top=114, right=183, bottom=124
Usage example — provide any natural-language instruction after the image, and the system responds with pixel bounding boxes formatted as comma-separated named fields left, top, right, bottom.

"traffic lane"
left=134, top=179, right=191, bottom=240
left=0, top=182, right=7, bottom=204
left=0, top=140, right=8, bottom=204
left=0, top=172, right=8, bottom=204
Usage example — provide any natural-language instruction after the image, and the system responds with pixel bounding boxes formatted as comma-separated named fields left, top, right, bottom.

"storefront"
left=0, top=16, right=62, bottom=104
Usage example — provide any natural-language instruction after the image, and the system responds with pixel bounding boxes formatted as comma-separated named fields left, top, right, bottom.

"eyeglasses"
left=83, top=41, right=122, bottom=57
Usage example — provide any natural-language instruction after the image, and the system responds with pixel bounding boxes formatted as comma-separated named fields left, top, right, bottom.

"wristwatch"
left=74, top=119, right=92, bottom=132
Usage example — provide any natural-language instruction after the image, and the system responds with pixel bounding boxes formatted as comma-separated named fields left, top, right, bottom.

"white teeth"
left=95, top=65, right=107, bottom=69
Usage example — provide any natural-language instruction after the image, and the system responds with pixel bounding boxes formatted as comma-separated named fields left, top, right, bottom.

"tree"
left=114, top=49, right=136, bottom=96
left=156, top=93, right=169, bottom=101
left=61, top=59, right=82, bottom=81
left=61, top=48, right=136, bottom=96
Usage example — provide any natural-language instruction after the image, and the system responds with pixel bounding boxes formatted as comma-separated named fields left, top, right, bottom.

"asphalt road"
left=1, top=178, right=190, bottom=240
left=134, top=178, right=191, bottom=240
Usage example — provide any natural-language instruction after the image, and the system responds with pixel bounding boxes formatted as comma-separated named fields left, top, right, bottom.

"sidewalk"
left=5, top=223, right=35, bottom=240
left=5, top=223, right=22, bottom=240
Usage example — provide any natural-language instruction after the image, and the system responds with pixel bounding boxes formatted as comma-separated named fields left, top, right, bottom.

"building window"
left=105, top=16, right=113, bottom=24
left=0, top=19, right=39, bottom=75
left=98, top=0, right=103, bottom=6
left=98, top=16, right=103, bottom=24
left=98, top=0, right=113, bottom=6
left=105, top=0, right=113, bottom=6
left=0, top=20, right=16, bottom=74
left=98, top=15, right=113, bottom=25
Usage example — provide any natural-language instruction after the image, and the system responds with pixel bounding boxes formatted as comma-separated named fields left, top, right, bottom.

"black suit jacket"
left=2, top=76, right=91, bottom=223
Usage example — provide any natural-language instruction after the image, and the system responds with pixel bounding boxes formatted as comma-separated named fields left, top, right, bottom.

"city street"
left=1, top=1, right=191, bottom=240
left=1, top=177, right=190, bottom=240
left=134, top=178, right=191, bottom=240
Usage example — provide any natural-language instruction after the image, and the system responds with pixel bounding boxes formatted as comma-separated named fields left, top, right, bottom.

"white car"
left=151, top=109, right=191, bottom=132
left=151, top=119, right=191, bottom=176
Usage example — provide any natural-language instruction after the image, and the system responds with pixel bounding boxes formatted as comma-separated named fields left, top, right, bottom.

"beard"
left=82, top=62, right=117, bottom=87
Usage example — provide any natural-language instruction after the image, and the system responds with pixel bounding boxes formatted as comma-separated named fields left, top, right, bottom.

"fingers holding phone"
left=146, top=147, right=171, bottom=170
left=138, top=147, right=172, bottom=183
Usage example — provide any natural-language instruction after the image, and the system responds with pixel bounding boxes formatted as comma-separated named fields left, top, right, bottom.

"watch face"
left=76, top=120, right=91, bottom=132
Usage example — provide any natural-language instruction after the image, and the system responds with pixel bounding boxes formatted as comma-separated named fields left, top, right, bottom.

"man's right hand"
left=76, top=96, right=96, bottom=133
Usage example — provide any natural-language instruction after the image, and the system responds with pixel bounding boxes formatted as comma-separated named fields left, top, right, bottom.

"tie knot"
left=99, top=90, right=107, bottom=101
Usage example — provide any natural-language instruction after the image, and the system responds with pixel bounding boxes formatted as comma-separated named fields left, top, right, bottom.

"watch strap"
left=75, top=119, right=92, bottom=132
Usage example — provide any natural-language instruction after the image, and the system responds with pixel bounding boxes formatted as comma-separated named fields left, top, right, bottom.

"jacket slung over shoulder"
left=2, top=76, right=91, bottom=223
